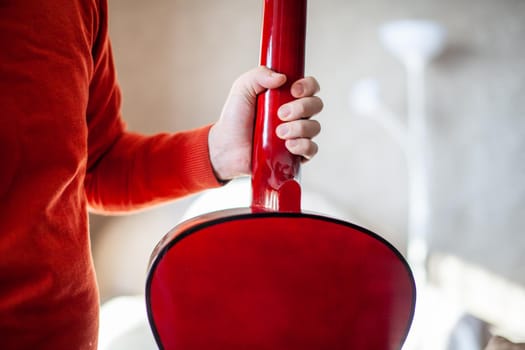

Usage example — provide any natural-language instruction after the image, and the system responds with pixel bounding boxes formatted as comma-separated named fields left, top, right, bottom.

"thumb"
left=230, top=66, right=287, bottom=100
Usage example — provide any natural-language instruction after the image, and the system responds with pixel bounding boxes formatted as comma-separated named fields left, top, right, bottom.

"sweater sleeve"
left=84, top=1, right=222, bottom=213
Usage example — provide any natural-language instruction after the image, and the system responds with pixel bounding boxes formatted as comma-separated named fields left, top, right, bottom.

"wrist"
left=208, top=123, right=230, bottom=183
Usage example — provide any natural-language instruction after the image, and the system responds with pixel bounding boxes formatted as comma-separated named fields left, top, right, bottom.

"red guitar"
left=146, top=1, right=416, bottom=349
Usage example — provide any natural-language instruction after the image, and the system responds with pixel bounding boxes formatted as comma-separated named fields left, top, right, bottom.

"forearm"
left=85, top=125, right=222, bottom=213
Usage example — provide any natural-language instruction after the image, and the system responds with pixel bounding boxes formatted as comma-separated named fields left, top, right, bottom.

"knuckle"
left=307, top=141, right=319, bottom=157
left=316, top=96, right=324, bottom=110
left=295, top=102, right=306, bottom=117
left=296, top=121, right=307, bottom=136
left=310, top=120, right=321, bottom=136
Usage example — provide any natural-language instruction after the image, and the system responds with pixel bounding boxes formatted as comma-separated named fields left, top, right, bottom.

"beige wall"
left=91, top=0, right=525, bottom=308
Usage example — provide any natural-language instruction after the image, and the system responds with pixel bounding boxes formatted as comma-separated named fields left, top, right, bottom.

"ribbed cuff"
left=176, top=124, right=224, bottom=191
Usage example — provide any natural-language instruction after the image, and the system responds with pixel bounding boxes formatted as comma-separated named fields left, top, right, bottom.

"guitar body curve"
left=146, top=208, right=415, bottom=350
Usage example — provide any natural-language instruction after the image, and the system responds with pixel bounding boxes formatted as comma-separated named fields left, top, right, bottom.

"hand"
left=209, top=66, right=323, bottom=181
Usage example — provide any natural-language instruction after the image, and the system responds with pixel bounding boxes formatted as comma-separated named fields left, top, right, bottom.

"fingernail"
left=286, top=139, right=299, bottom=148
left=292, top=83, right=304, bottom=96
left=278, top=105, right=291, bottom=119
left=276, top=124, right=289, bottom=138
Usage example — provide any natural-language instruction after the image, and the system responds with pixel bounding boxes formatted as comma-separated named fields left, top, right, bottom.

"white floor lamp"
left=350, top=19, right=449, bottom=349
left=379, top=19, right=446, bottom=285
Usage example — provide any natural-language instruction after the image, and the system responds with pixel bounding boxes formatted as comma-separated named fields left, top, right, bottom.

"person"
left=0, top=1, right=322, bottom=349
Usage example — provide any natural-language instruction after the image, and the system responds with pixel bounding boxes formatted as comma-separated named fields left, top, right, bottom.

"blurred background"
left=90, top=0, right=525, bottom=349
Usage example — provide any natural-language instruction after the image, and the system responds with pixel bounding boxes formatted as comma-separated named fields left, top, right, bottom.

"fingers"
left=291, top=76, right=320, bottom=98
left=276, top=76, right=322, bottom=160
left=285, top=139, right=319, bottom=160
left=278, top=76, right=322, bottom=121
left=276, top=119, right=321, bottom=140
left=227, top=67, right=322, bottom=163
left=278, top=96, right=323, bottom=121
left=276, top=119, right=321, bottom=160
left=231, top=69, right=320, bottom=103
left=231, top=66, right=287, bottom=100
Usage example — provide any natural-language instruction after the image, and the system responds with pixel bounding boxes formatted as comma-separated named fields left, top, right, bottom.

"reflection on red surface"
left=251, top=0, right=306, bottom=212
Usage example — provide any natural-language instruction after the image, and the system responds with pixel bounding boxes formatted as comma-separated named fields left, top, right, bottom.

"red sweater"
left=0, top=1, right=221, bottom=348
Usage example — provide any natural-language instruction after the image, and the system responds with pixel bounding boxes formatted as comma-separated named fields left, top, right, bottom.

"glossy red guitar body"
left=146, top=1, right=416, bottom=349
